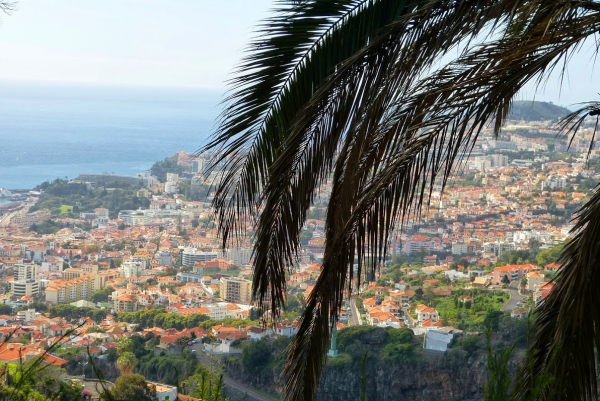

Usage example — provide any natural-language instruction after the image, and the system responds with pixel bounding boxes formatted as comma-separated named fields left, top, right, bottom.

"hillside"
left=508, top=100, right=571, bottom=121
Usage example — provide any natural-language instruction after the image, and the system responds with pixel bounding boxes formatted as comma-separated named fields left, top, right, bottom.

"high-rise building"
left=14, top=262, right=39, bottom=281
left=11, top=280, right=40, bottom=297
left=219, top=277, right=252, bottom=304
left=192, top=159, right=204, bottom=174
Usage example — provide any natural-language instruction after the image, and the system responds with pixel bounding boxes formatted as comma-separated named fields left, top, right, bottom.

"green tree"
left=185, top=365, right=228, bottom=401
left=0, top=304, right=12, bottom=315
left=536, top=244, right=563, bottom=267
left=91, top=286, right=114, bottom=303
left=242, top=339, right=272, bottom=373
left=104, top=374, right=158, bottom=401
left=116, top=337, right=137, bottom=375
left=202, top=1, right=600, bottom=400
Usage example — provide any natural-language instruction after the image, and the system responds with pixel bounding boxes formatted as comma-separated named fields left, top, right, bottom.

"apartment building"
left=45, top=276, right=94, bottom=304
left=11, top=280, right=40, bottom=297
left=219, top=277, right=252, bottom=304
left=10, top=210, right=51, bottom=227
left=14, top=262, right=39, bottom=280
left=181, top=248, right=219, bottom=267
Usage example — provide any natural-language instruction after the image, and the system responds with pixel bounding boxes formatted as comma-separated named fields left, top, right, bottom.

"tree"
left=203, top=1, right=600, bottom=400
left=116, top=337, right=137, bottom=375
left=242, top=339, right=272, bottom=373
left=104, top=374, right=157, bottom=401
left=501, top=274, right=510, bottom=286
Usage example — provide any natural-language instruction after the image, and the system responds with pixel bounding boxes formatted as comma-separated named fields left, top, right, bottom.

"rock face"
left=318, top=352, right=489, bottom=401
left=225, top=325, right=526, bottom=401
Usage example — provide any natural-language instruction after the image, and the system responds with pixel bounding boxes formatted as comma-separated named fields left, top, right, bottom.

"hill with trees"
left=508, top=100, right=571, bottom=121
left=31, top=179, right=149, bottom=218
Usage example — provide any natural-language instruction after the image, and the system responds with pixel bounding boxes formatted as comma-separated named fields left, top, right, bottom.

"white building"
left=176, top=271, right=203, bottom=283
left=10, top=280, right=40, bottom=297
left=423, top=329, right=455, bottom=353
left=541, top=176, right=567, bottom=191
left=17, top=308, right=37, bottom=323
left=14, top=262, right=39, bottom=281
left=41, top=256, right=64, bottom=273
left=181, top=248, right=219, bottom=266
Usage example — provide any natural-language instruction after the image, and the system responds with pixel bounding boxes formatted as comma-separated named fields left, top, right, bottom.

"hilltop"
left=508, top=100, right=571, bottom=121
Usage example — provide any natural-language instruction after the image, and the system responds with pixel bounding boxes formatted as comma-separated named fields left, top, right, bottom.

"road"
left=502, top=281, right=523, bottom=312
left=402, top=307, right=415, bottom=327
left=223, top=375, right=279, bottom=401
left=188, top=343, right=278, bottom=401
left=349, top=297, right=362, bottom=326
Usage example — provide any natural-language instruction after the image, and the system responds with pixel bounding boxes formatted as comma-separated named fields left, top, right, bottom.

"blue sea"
left=0, top=81, right=221, bottom=190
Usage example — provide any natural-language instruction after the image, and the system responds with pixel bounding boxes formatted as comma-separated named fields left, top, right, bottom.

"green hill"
left=508, top=100, right=571, bottom=121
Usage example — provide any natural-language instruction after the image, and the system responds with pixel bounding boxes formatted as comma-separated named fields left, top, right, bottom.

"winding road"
left=502, top=281, right=523, bottom=312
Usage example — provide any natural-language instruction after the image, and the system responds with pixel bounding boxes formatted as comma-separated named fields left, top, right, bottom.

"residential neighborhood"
left=0, top=115, right=597, bottom=399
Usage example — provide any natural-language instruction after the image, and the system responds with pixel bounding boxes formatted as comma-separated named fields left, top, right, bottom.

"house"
left=526, top=271, right=545, bottom=291
left=511, top=308, right=530, bottom=319
left=246, top=325, right=270, bottom=341
left=492, top=264, right=540, bottom=285
left=415, top=304, right=439, bottom=322
left=423, top=329, right=454, bottom=353
left=149, top=382, right=177, bottom=401
left=472, top=276, right=490, bottom=287
left=274, top=321, right=299, bottom=337
left=389, top=289, right=415, bottom=305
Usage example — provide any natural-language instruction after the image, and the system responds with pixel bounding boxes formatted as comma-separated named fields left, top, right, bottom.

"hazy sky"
left=0, top=1, right=597, bottom=105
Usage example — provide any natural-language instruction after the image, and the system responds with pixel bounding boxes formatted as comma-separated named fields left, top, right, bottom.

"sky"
left=0, top=0, right=273, bottom=89
left=0, top=1, right=597, bottom=105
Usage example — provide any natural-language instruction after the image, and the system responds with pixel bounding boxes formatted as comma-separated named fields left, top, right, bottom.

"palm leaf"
left=514, top=100, right=600, bottom=401
left=204, top=1, right=600, bottom=400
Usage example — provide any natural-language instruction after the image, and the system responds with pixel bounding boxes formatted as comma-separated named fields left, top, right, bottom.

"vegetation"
left=32, top=179, right=150, bottom=218
left=91, top=286, right=114, bottom=303
left=183, top=364, right=228, bottom=401
left=0, top=362, right=83, bottom=401
left=507, top=101, right=571, bottom=122
left=150, top=155, right=186, bottom=182
left=432, top=290, right=508, bottom=331
left=29, top=219, right=64, bottom=234
left=242, top=338, right=273, bottom=374
left=103, top=374, right=158, bottom=401
left=115, top=308, right=254, bottom=331
left=116, top=338, right=137, bottom=376
left=48, top=304, right=106, bottom=322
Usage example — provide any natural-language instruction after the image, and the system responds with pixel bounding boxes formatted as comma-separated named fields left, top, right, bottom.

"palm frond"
left=513, top=99, right=600, bottom=401
left=202, top=0, right=423, bottom=247
left=514, top=184, right=600, bottom=401
left=204, top=1, right=600, bottom=400
left=281, top=5, right=600, bottom=400
left=557, top=100, right=600, bottom=157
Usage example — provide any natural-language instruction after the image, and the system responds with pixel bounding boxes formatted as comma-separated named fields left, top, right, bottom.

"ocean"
left=0, top=81, right=221, bottom=190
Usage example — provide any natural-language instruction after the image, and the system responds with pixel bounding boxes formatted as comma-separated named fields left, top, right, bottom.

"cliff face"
left=318, top=352, right=489, bottom=401
left=226, top=349, right=498, bottom=401
left=225, top=325, right=525, bottom=401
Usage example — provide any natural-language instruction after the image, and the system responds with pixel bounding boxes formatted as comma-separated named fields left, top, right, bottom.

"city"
left=0, top=109, right=596, bottom=400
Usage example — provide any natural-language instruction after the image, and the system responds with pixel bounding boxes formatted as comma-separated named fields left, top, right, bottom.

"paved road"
left=82, top=379, right=113, bottom=398
left=349, top=297, right=361, bottom=326
left=502, top=281, right=523, bottom=312
left=223, top=375, right=279, bottom=401
left=402, top=307, right=415, bottom=328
